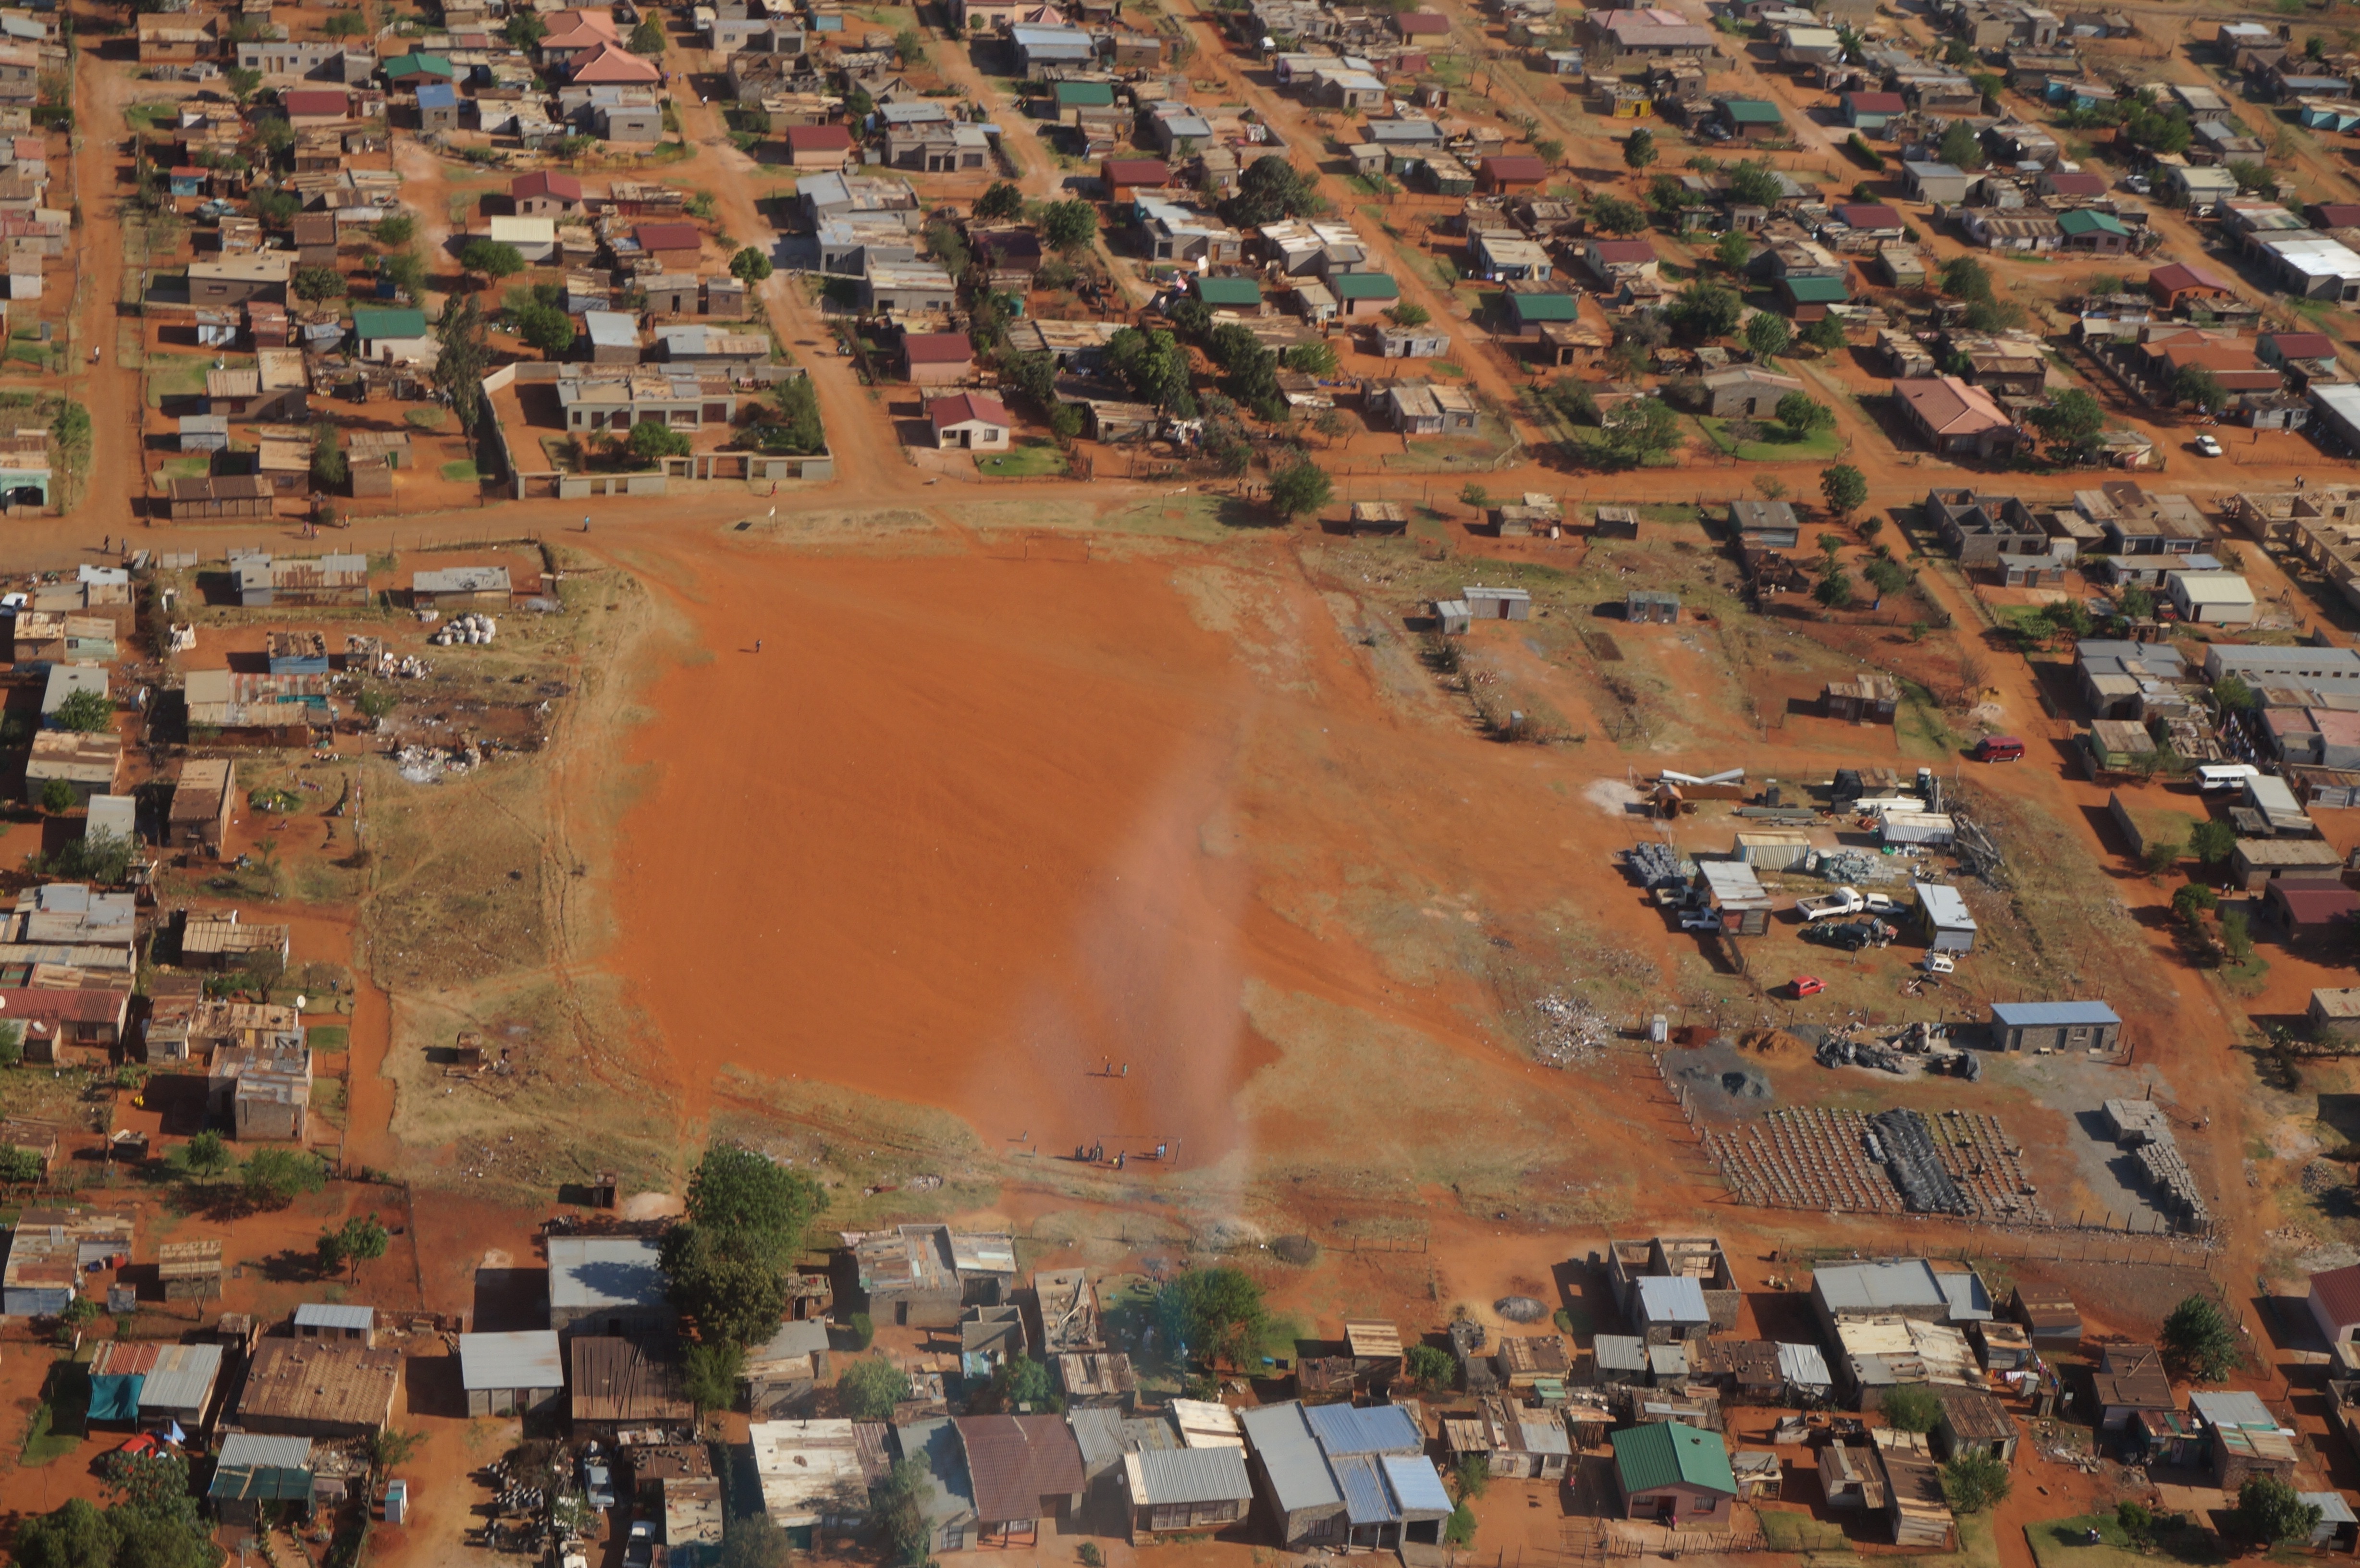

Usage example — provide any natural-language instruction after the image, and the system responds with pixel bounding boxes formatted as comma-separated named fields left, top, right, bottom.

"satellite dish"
left=295, top=995, right=307, bottom=1013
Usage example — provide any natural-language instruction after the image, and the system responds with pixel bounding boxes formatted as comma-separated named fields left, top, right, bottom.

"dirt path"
left=70, top=47, right=148, bottom=530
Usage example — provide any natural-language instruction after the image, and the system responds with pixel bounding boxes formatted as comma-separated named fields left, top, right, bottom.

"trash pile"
left=1814, top=1019, right=1961, bottom=1075
left=394, top=742, right=486, bottom=784
left=428, top=613, right=498, bottom=647
left=1867, top=1107, right=1969, bottom=1215
left=1805, top=848, right=1905, bottom=883
left=1817, top=1032, right=1906, bottom=1072
left=1529, top=990, right=1613, bottom=1066
left=1622, top=842, right=1685, bottom=890
left=1494, top=1296, right=1549, bottom=1323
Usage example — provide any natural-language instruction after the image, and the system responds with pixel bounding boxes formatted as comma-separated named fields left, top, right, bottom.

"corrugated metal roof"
left=1129, top=1446, right=1254, bottom=1505
left=294, top=1302, right=376, bottom=1330
left=1612, top=1422, right=1735, bottom=1495
left=549, top=1236, right=666, bottom=1310
left=1915, top=882, right=1975, bottom=929
left=1816, top=1261, right=1948, bottom=1314
left=1382, top=1455, right=1453, bottom=1515
left=140, top=1344, right=224, bottom=1412
left=1778, top=1342, right=1831, bottom=1387
left=1596, top=1334, right=1647, bottom=1370
left=1235, top=1402, right=1341, bottom=1513
left=1330, top=1453, right=1397, bottom=1525
left=1635, top=1275, right=1709, bottom=1323
left=220, top=1433, right=315, bottom=1468
left=1937, top=1272, right=1993, bottom=1322
left=1303, top=1401, right=1420, bottom=1456
left=2191, top=1390, right=2275, bottom=1431
left=1170, top=1397, right=1244, bottom=1449
left=956, top=1414, right=1086, bottom=1524
left=460, top=1330, right=565, bottom=1390
left=1990, top=1001, right=2120, bottom=1027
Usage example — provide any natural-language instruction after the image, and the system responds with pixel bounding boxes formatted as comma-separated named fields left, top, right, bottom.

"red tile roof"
left=2269, top=878, right=2359, bottom=924
left=902, top=331, right=972, bottom=364
left=1101, top=158, right=1169, bottom=186
left=1845, top=91, right=1905, bottom=112
left=2315, top=1263, right=2360, bottom=1330
left=635, top=222, right=702, bottom=254
left=569, top=40, right=660, bottom=82
left=1835, top=202, right=1904, bottom=229
left=1394, top=9, right=1450, bottom=32
left=1897, top=375, right=2013, bottom=436
left=787, top=123, right=854, bottom=151
left=2266, top=331, right=2336, bottom=360
left=956, top=1415, right=1086, bottom=1524
left=283, top=89, right=350, bottom=117
left=2147, top=261, right=2235, bottom=298
left=1589, top=239, right=1657, bottom=262
left=2041, top=171, right=2106, bottom=196
left=930, top=392, right=1010, bottom=430
left=512, top=170, right=584, bottom=202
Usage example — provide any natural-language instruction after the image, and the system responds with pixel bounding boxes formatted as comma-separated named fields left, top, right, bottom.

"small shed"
left=459, top=1330, right=565, bottom=1418
left=2303, top=1493, right=2359, bottom=1551
left=1596, top=505, right=1640, bottom=539
left=1347, top=501, right=1407, bottom=536
left=159, top=1238, right=224, bottom=1301
left=2265, top=876, right=2359, bottom=930
left=1932, top=1386, right=2017, bottom=1463
left=1461, top=585, right=1530, bottom=621
left=1732, top=829, right=1810, bottom=870
left=1915, top=882, right=1976, bottom=953
left=1694, top=861, right=1772, bottom=935
left=1431, top=598, right=1471, bottom=634
left=2230, top=836, right=2342, bottom=892
left=1122, top=1446, right=1254, bottom=1543
left=1628, top=589, right=1679, bottom=624
left=1988, top=1000, right=2120, bottom=1053
left=1594, top=1335, right=1648, bottom=1385
left=1611, top=1422, right=1736, bottom=1526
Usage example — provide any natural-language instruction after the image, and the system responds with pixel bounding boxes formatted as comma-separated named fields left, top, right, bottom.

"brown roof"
left=1395, top=9, right=1450, bottom=32
left=635, top=222, right=702, bottom=253
left=239, top=1337, right=400, bottom=1432
left=513, top=170, right=584, bottom=202
left=2270, top=877, right=2360, bottom=923
left=1896, top=375, right=2014, bottom=436
left=930, top=391, right=1011, bottom=430
left=2092, top=1343, right=2174, bottom=1413
left=1481, top=155, right=1549, bottom=183
left=2147, top=261, right=2235, bottom=298
left=787, top=123, right=854, bottom=151
left=1102, top=158, right=1169, bottom=185
left=570, top=1336, right=693, bottom=1425
left=902, top=331, right=973, bottom=364
left=956, top=1414, right=1087, bottom=1523
left=1934, top=1385, right=2016, bottom=1442
left=2314, top=1264, right=2360, bottom=1330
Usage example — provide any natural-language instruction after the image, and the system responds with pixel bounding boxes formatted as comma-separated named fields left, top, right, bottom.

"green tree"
left=0, top=1020, right=20, bottom=1068
left=1819, top=463, right=1867, bottom=521
left=459, top=238, right=525, bottom=282
left=1387, top=301, right=1431, bottom=328
left=974, top=1355, right=1057, bottom=1413
left=2222, top=906, right=2255, bottom=965
left=2214, top=674, right=2256, bottom=712
left=1938, top=120, right=1986, bottom=169
left=1455, top=1455, right=1489, bottom=1500
left=1269, top=460, right=1333, bottom=523
left=1048, top=402, right=1084, bottom=444
left=182, top=1130, right=234, bottom=1178
left=226, top=66, right=263, bottom=104
left=12, top=1499, right=119, bottom=1568
left=892, top=25, right=924, bottom=64
left=871, top=1456, right=935, bottom=1568
left=1586, top=192, right=1647, bottom=235
left=1283, top=340, right=1337, bottom=376
left=1942, top=1451, right=2012, bottom=1513
left=730, top=245, right=774, bottom=284
left=1743, top=311, right=1792, bottom=362
left=52, top=399, right=91, bottom=458
left=504, top=11, right=549, bottom=46
left=1715, top=229, right=1754, bottom=273
left=241, top=1147, right=327, bottom=1207
left=373, top=214, right=416, bottom=247
left=1534, top=137, right=1565, bottom=167
left=381, top=247, right=429, bottom=302
left=627, top=419, right=691, bottom=464
left=2235, top=1476, right=2322, bottom=1545
left=630, top=16, right=666, bottom=51
left=1601, top=396, right=1682, bottom=467
left=1941, top=255, right=1994, bottom=302
left=52, top=687, right=113, bottom=733
left=2140, top=838, right=2182, bottom=879
left=1445, top=1502, right=1476, bottom=1546
left=1776, top=391, right=1832, bottom=432
left=0, top=1145, right=38, bottom=1184
left=2117, top=584, right=2156, bottom=620
left=293, top=265, right=345, bottom=301
left=1003, top=351, right=1056, bottom=409
left=683, top=1341, right=744, bottom=1414
left=1226, top=158, right=1322, bottom=227
left=2190, top=818, right=2237, bottom=865
left=310, top=421, right=347, bottom=487
left=1040, top=199, right=1098, bottom=253
left=1670, top=280, right=1741, bottom=339
left=324, top=10, right=368, bottom=34
left=973, top=181, right=1025, bottom=221
left=2027, top=387, right=2107, bottom=463
left=2171, top=364, right=2226, bottom=413
left=1863, top=556, right=1908, bottom=596
left=1880, top=1384, right=1941, bottom=1433
left=432, top=295, right=490, bottom=428
left=2173, top=882, right=2218, bottom=925
left=1155, top=1266, right=1267, bottom=1367
left=2044, top=598, right=2093, bottom=639
left=839, top=1353, right=913, bottom=1419
left=1623, top=126, right=1657, bottom=169
left=2161, top=1294, right=2238, bottom=1382
left=1105, top=327, right=1193, bottom=414
left=38, top=777, right=75, bottom=813
left=316, top=1213, right=389, bottom=1282
left=1404, top=1342, right=1455, bottom=1390
left=1727, top=158, right=1781, bottom=208
left=2118, top=1501, right=2156, bottom=1548
left=515, top=300, right=576, bottom=354
left=1813, top=564, right=1855, bottom=609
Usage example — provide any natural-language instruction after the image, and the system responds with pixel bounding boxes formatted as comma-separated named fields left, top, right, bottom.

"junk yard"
left=12, top=0, right=2360, bottom=1551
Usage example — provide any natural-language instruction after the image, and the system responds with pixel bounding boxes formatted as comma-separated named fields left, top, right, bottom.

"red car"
left=1790, top=976, right=1826, bottom=998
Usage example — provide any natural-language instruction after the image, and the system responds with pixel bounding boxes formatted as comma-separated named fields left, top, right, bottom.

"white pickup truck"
left=1797, top=887, right=1895, bottom=922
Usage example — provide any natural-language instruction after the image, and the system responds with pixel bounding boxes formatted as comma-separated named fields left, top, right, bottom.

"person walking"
left=755, top=639, right=762, bottom=653
left=582, top=514, right=591, bottom=532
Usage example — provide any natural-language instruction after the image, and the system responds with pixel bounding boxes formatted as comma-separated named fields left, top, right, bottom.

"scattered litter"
left=1529, top=990, right=1612, bottom=1066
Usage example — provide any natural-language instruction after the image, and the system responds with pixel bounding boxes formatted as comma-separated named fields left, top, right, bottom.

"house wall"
left=1623, top=1482, right=1733, bottom=1526
left=466, top=1384, right=565, bottom=1418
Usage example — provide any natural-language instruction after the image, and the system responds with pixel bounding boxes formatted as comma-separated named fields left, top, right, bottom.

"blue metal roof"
left=1938, top=1272, right=1993, bottom=1322
left=1235, top=1402, right=1341, bottom=1513
left=1635, top=1274, right=1710, bottom=1324
left=294, top=1302, right=375, bottom=1330
left=1380, top=1456, right=1452, bottom=1517
left=1989, top=1000, right=2120, bottom=1027
left=1329, top=1453, right=1396, bottom=1525
left=1304, top=1402, right=1420, bottom=1456
left=416, top=82, right=457, bottom=108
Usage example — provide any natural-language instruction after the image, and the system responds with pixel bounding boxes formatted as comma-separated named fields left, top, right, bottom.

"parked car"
left=1970, top=735, right=2025, bottom=762
left=1924, top=952, right=1955, bottom=974
left=2194, top=434, right=2223, bottom=457
left=580, top=1461, right=615, bottom=1512
left=1790, top=976, right=1826, bottom=997
left=1797, top=887, right=1867, bottom=922
left=1679, top=907, right=1724, bottom=931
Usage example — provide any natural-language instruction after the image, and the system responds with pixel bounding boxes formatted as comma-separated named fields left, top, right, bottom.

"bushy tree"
left=1942, top=1451, right=2012, bottom=1513
left=1587, top=192, right=1646, bottom=235
left=718, top=1515, right=792, bottom=1568
left=683, top=1341, right=744, bottom=1413
left=730, top=246, right=774, bottom=284
left=630, top=16, right=666, bottom=51
left=871, top=1456, right=934, bottom=1568
left=1601, top=396, right=1682, bottom=467
left=2235, top=1476, right=2322, bottom=1545
left=459, top=239, right=524, bottom=281
left=1880, top=1384, right=1940, bottom=1433
left=2161, top=1293, right=2238, bottom=1382
left=433, top=295, right=490, bottom=428
left=973, top=181, right=1025, bottom=221
left=181, top=1130, right=233, bottom=1179
left=1105, top=327, right=1193, bottom=414
left=838, top=1354, right=913, bottom=1419
left=1743, top=311, right=1792, bottom=362
left=1776, top=392, right=1832, bottom=432
left=242, top=1148, right=326, bottom=1207
left=2171, top=364, right=2225, bottom=413
left=1819, top=463, right=1867, bottom=520
left=1941, top=254, right=1993, bottom=302
left=627, top=419, right=692, bottom=464
left=1155, top=1266, right=1267, bottom=1366
left=1670, top=280, right=1740, bottom=339
left=1226, top=159, right=1322, bottom=227
left=2173, top=882, right=2218, bottom=926
left=51, top=687, right=112, bottom=733
left=1404, top=1342, right=1455, bottom=1390
left=1715, top=230, right=1753, bottom=273
left=293, top=265, right=345, bottom=301
left=1040, top=199, right=1097, bottom=253
left=316, top=1213, right=388, bottom=1282
left=515, top=300, right=575, bottom=354
left=1283, top=340, right=1337, bottom=376
left=1623, top=126, right=1657, bottom=169
left=1938, top=120, right=1986, bottom=169
left=973, top=1356, right=1056, bottom=1413
left=1269, top=460, right=1332, bottom=523
left=660, top=1143, right=828, bottom=1348
left=2190, top=817, right=2237, bottom=865
left=1727, top=158, right=1781, bottom=208
left=310, top=421, right=347, bottom=487
left=1387, top=302, right=1430, bottom=328
left=2027, top=388, right=2106, bottom=463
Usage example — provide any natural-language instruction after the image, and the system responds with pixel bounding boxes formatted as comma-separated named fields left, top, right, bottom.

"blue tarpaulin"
left=88, top=1372, right=143, bottom=1423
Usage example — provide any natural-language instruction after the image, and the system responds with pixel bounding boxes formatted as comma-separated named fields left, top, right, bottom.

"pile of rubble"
left=1529, top=990, right=1613, bottom=1066
left=1622, top=842, right=1686, bottom=890
left=394, top=743, right=486, bottom=784
left=428, top=613, right=499, bottom=647
left=1806, top=848, right=1901, bottom=884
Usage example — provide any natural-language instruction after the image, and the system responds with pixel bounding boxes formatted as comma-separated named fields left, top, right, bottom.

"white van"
left=2197, top=763, right=2261, bottom=793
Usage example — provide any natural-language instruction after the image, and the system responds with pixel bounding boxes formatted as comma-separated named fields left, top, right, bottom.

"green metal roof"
left=1510, top=292, right=1580, bottom=321
left=1055, top=80, right=1116, bottom=105
left=1722, top=98, right=1782, bottom=123
left=353, top=307, right=429, bottom=339
left=1612, top=1423, right=1736, bottom=1496
left=1780, top=275, right=1851, bottom=303
left=1195, top=276, right=1263, bottom=305
left=1329, top=272, right=1400, bottom=300
left=2058, top=208, right=2128, bottom=237
left=210, top=1464, right=314, bottom=1504
left=384, top=51, right=455, bottom=77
